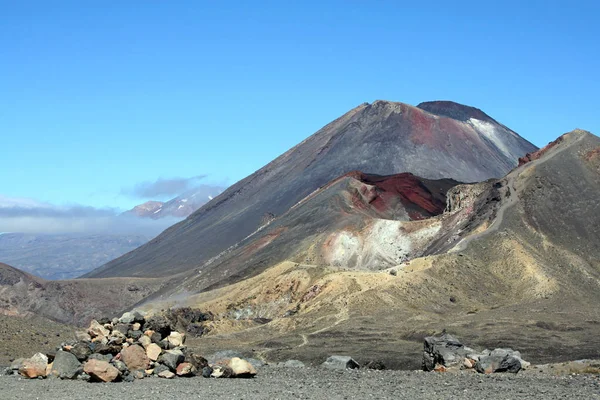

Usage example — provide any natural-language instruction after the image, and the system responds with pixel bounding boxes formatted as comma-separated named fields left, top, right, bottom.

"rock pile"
left=423, top=333, right=530, bottom=374
left=5, top=310, right=256, bottom=382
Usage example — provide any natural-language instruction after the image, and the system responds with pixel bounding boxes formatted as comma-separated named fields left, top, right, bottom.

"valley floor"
left=1, top=366, right=598, bottom=400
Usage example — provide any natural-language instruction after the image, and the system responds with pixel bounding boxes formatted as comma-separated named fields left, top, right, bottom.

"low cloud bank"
left=0, top=196, right=181, bottom=235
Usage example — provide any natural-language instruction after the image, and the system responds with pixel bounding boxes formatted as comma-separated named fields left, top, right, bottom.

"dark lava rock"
left=97, top=317, right=111, bottom=325
left=50, top=351, right=82, bottom=379
left=186, top=352, right=208, bottom=372
left=113, top=324, right=130, bottom=336
left=149, top=331, right=162, bottom=344
left=94, top=344, right=122, bottom=355
left=69, top=343, right=92, bottom=362
left=365, top=360, right=387, bottom=370
left=153, top=364, right=170, bottom=376
left=322, top=356, right=360, bottom=370
left=422, top=333, right=474, bottom=371
left=186, top=323, right=209, bottom=337
left=87, top=353, right=113, bottom=362
left=201, top=366, right=213, bottom=378
left=128, top=330, right=143, bottom=340
left=144, top=315, right=172, bottom=339
left=160, top=350, right=185, bottom=371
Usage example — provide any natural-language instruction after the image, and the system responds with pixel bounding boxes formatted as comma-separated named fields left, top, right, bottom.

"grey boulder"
left=322, top=356, right=360, bottom=370
left=50, top=351, right=82, bottom=379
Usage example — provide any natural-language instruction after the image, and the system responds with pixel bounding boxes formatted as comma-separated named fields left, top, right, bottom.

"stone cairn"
left=5, top=310, right=256, bottom=382
left=422, top=333, right=530, bottom=374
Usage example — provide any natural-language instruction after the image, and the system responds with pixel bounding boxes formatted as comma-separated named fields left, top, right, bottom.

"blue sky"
left=1, top=1, right=599, bottom=211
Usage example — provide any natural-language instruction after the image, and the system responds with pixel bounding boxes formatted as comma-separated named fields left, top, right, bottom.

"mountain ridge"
left=85, top=99, right=537, bottom=279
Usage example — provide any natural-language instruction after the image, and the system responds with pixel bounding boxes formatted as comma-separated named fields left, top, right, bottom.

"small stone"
left=167, top=331, right=185, bottom=347
left=146, top=343, right=162, bottom=361
left=158, top=370, right=175, bottom=379
left=176, top=362, right=196, bottom=377
left=160, top=349, right=185, bottom=371
left=74, top=331, right=91, bottom=342
left=113, top=360, right=128, bottom=373
left=132, top=322, right=141, bottom=331
left=121, top=344, right=149, bottom=371
left=131, top=369, right=145, bottom=379
left=19, top=353, right=48, bottom=379
left=186, top=353, right=208, bottom=372
left=88, top=320, right=110, bottom=339
left=364, top=360, right=386, bottom=370
left=113, top=324, right=130, bottom=336
left=202, top=366, right=213, bottom=378
left=83, top=359, right=119, bottom=382
left=68, top=343, right=92, bottom=361
left=228, top=357, right=256, bottom=378
left=211, top=365, right=233, bottom=378
left=322, top=355, right=360, bottom=370
left=128, top=330, right=143, bottom=340
left=434, top=364, right=447, bottom=372
left=119, top=312, right=135, bottom=324
left=463, top=358, right=474, bottom=369
left=50, top=351, right=82, bottom=379
left=139, top=335, right=151, bottom=348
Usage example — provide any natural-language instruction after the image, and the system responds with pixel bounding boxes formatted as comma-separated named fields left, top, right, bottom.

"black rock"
left=46, top=350, right=56, bottom=363
left=202, top=366, right=213, bottom=378
left=87, top=353, right=113, bottom=362
left=186, top=352, right=208, bottom=372
left=97, top=317, right=111, bottom=325
left=364, top=360, right=387, bottom=370
left=159, top=350, right=185, bottom=371
left=128, top=330, right=143, bottom=340
left=422, top=333, right=474, bottom=371
left=50, top=351, right=82, bottom=379
left=144, top=315, right=172, bottom=339
left=153, top=364, right=169, bottom=375
left=68, top=343, right=92, bottom=362
left=113, top=324, right=131, bottom=336
left=150, top=332, right=162, bottom=344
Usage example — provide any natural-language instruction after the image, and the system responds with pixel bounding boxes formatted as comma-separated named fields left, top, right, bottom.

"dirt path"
left=453, top=132, right=586, bottom=252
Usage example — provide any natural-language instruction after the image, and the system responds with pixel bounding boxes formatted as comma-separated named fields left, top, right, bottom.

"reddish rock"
left=176, top=362, right=196, bottom=376
left=121, top=344, right=149, bottom=371
left=19, top=353, right=48, bottom=379
left=434, top=364, right=447, bottom=372
left=83, top=359, right=119, bottom=382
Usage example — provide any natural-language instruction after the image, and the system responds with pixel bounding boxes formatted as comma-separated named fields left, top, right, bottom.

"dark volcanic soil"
left=1, top=366, right=599, bottom=400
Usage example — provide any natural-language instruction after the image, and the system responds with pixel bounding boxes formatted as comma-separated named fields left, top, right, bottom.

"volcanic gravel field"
left=1, top=366, right=599, bottom=400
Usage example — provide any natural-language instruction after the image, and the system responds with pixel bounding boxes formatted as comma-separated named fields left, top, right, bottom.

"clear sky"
left=1, top=0, right=599, bottom=210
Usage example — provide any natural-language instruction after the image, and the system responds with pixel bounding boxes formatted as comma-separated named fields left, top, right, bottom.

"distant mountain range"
left=125, top=187, right=224, bottom=219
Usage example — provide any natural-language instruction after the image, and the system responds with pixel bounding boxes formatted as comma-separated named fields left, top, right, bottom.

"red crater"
left=344, top=171, right=457, bottom=220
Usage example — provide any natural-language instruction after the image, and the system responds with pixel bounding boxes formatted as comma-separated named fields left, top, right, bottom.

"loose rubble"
left=422, top=333, right=530, bottom=374
left=4, top=309, right=256, bottom=382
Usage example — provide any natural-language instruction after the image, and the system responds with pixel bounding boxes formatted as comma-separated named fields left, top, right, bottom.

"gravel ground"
left=1, top=366, right=599, bottom=400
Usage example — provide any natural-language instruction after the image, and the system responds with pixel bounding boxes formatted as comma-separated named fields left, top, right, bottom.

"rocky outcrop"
left=5, top=309, right=259, bottom=382
left=322, top=356, right=360, bottom=370
left=423, top=333, right=529, bottom=374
